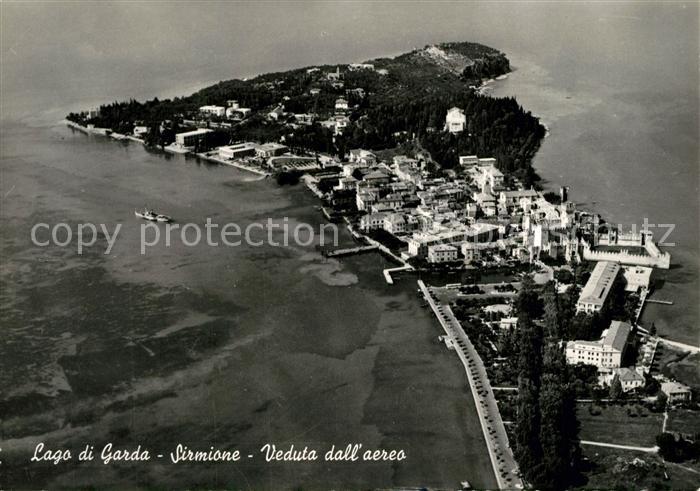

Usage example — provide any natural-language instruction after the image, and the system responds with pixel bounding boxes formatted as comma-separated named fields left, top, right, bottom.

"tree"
left=514, top=375, right=543, bottom=479
left=655, top=432, right=700, bottom=462
left=609, top=375, right=623, bottom=401
left=538, top=373, right=568, bottom=488
left=537, top=343, right=581, bottom=489
left=513, top=313, right=544, bottom=484
left=542, top=282, right=560, bottom=338
left=650, top=322, right=657, bottom=337
left=516, top=274, right=543, bottom=322
left=653, top=392, right=668, bottom=412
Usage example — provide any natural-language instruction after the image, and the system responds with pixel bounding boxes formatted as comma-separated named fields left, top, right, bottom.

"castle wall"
left=582, top=246, right=670, bottom=269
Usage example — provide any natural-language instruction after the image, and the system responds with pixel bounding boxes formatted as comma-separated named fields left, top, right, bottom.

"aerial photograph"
left=0, top=1, right=698, bottom=489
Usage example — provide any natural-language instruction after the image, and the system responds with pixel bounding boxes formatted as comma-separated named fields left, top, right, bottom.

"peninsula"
left=66, top=41, right=697, bottom=490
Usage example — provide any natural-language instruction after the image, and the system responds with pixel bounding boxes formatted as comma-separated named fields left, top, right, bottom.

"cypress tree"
left=537, top=343, right=580, bottom=489
left=513, top=277, right=545, bottom=483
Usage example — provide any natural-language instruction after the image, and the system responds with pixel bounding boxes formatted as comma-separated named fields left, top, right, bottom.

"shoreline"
left=485, top=73, right=696, bottom=349
left=64, top=120, right=270, bottom=177
left=194, top=151, right=270, bottom=177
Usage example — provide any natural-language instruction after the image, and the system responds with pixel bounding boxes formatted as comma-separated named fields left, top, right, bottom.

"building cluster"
left=565, top=283, right=692, bottom=401
left=165, top=102, right=671, bottom=278
left=217, top=142, right=288, bottom=160
left=199, top=100, right=252, bottom=121
left=332, top=142, right=577, bottom=265
left=323, top=116, right=672, bottom=273
left=155, top=63, right=382, bottom=151
left=565, top=320, right=648, bottom=391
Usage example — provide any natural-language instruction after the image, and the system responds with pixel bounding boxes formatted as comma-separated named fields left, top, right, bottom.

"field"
left=577, top=404, right=664, bottom=447
left=667, top=408, right=700, bottom=436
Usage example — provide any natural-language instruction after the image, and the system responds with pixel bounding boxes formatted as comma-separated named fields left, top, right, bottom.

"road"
left=419, top=279, right=523, bottom=490
left=580, top=440, right=658, bottom=453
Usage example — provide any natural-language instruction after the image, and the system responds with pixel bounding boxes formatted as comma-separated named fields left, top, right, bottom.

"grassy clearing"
left=667, top=408, right=700, bottom=435
left=577, top=403, right=664, bottom=447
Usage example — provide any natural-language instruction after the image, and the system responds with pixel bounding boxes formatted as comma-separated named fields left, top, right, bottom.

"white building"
left=360, top=212, right=388, bottom=231
left=133, top=125, right=149, bottom=137
left=321, top=114, right=349, bottom=135
left=254, top=143, right=288, bottom=158
left=356, top=190, right=378, bottom=212
left=461, top=242, right=481, bottom=263
left=608, top=367, right=645, bottom=392
left=445, top=107, right=466, bottom=134
left=565, top=320, right=632, bottom=372
left=427, top=244, right=458, bottom=263
left=474, top=191, right=497, bottom=216
left=349, top=63, right=375, bottom=71
left=335, top=98, right=349, bottom=111
left=327, top=67, right=342, bottom=81
left=175, top=128, right=213, bottom=149
left=268, top=106, right=285, bottom=120
left=294, top=113, right=315, bottom=125
left=479, top=166, right=504, bottom=192
left=226, top=106, right=251, bottom=119
left=622, top=266, right=653, bottom=292
left=661, top=381, right=692, bottom=403
left=218, top=142, right=257, bottom=160
left=335, top=176, right=358, bottom=191
left=499, top=189, right=540, bottom=209
left=348, top=149, right=376, bottom=166
left=383, top=213, right=407, bottom=234
left=199, top=105, right=226, bottom=117
left=576, top=261, right=621, bottom=313
left=459, top=155, right=479, bottom=167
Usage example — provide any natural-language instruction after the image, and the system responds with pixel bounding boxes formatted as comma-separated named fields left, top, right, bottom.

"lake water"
left=0, top=121, right=495, bottom=488
left=1, top=2, right=697, bottom=488
left=488, top=6, right=699, bottom=345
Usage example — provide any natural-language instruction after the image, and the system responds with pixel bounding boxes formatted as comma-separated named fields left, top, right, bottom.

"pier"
left=383, top=264, right=413, bottom=284
left=418, top=279, right=523, bottom=490
left=302, top=174, right=325, bottom=199
left=323, top=245, right=378, bottom=257
left=635, top=288, right=674, bottom=324
left=645, top=299, right=673, bottom=305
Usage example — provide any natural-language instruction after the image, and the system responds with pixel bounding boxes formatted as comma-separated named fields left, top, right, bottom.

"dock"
left=645, top=299, right=673, bottom=305
left=383, top=264, right=413, bottom=284
left=418, top=280, right=523, bottom=489
left=635, top=288, right=674, bottom=324
left=302, top=174, right=325, bottom=199
left=324, top=245, right=378, bottom=257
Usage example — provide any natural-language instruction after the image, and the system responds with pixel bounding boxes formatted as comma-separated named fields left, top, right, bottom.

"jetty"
left=383, top=264, right=413, bottom=284
left=645, top=299, right=673, bottom=305
left=418, top=279, right=523, bottom=490
left=302, top=174, right=325, bottom=199
left=635, top=288, right=674, bottom=324
left=323, top=245, right=378, bottom=257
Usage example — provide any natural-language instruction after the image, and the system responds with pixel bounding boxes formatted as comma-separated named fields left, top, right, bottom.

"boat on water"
left=135, top=207, right=172, bottom=223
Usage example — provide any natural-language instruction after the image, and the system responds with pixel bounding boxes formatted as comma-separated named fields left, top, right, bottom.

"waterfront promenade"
left=418, top=279, right=523, bottom=490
